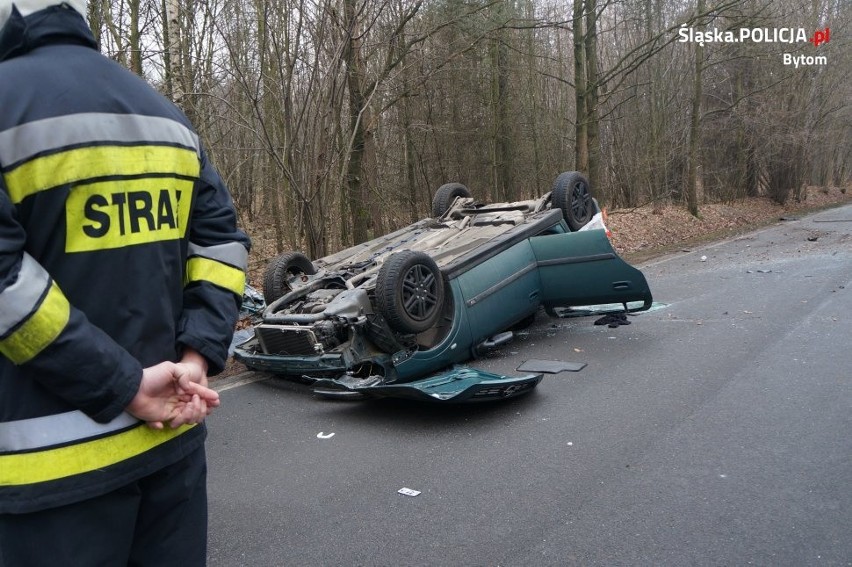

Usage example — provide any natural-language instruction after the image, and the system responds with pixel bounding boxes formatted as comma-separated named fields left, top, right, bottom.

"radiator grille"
left=256, top=325, right=323, bottom=355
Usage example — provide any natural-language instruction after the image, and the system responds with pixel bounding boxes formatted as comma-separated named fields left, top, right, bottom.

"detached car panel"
left=234, top=172, right=653, bottom=401
left=313, top=368, right=544, bottom=403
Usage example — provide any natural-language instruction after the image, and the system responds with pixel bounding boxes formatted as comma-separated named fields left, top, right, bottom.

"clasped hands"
left=127, top=349, right=220, bottom=429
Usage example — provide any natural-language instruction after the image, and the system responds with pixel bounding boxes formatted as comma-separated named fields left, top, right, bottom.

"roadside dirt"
left=219, top=184, right=851, bottom=380
left=607, top=185, right=850, bottom=263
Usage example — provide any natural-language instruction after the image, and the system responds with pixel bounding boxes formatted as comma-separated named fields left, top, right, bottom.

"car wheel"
left=375, top=250, right=445, bottom=334
left=552, top=171, right=594, bottom=231
left=262, top=251, right=316, bottom=304
left=431, top=183, right=471, bottom=218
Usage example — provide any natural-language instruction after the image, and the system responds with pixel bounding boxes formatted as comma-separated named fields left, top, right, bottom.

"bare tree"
left=685, top=0, right=704, bottom=216
left=94, top=0, right=850, bottom=257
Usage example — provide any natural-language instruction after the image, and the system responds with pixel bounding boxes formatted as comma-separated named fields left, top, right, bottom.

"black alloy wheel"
left=552, top=171, right=594, bottom=231
left=375, top=250, right=444, bottom=334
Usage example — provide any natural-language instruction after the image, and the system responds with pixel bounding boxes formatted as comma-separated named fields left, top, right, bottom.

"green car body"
left=234, top=175, right=652, bottom=402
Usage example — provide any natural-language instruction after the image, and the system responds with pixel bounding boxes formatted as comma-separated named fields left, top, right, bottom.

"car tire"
left=263, top=251, right=316, bottom=304
left=552, top=171, right=594, bottom=231
left=431, top=183, right=471, bottom=218
left=375, top=250, right=445, bottom=334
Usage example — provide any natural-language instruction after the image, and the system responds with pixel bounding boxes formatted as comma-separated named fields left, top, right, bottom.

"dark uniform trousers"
left=0, top=446, right=207, bottom=567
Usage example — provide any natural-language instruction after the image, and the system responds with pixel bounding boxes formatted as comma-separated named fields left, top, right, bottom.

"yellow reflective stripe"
left=0, top=282, right=70, bottom=365
left=185, top=257, right=245, bottom=296
left=65, top=178, right=194, bottom=253
left=5, top=145, right=200, bottom=204
left=0, top=423, right=194, bottom=485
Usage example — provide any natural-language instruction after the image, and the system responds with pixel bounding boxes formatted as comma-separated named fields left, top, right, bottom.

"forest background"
left=89, top=0, right=850, bottom=277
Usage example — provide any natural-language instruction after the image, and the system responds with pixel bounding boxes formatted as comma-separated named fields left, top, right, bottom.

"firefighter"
left=0, top=0, right=250, bottom=563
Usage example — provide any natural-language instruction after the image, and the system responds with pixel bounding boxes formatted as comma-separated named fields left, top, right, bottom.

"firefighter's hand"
left=127, top=361, right=220, bottom=429
left=177, top=347, right=220, bottom=416
left=178, top=348, right=212, bottom=391
left=170, top=362, right=221, bottom=428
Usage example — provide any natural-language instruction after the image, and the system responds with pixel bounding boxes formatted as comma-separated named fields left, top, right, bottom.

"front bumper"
left=312, top=367, right=543, bottom=403
left=232, top=337, right=350, bottom=377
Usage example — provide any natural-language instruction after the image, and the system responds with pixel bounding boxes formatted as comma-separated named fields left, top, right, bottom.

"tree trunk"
left=490, top=2, right=514, bottom=202
left=584, top=0, right=601, bottom=196
left=573, top=0, right=588, bottom=174
left=342, top=0, right=374, bottom=245
left=165, top=0, right=184, bottom=108
left=87, top=0, right=102, bottom=47
left=686, top=0, right=704, bottom=217
left=129, top=0, right=142, bottom=76
left=402, top=94, right=419, bottom=223
left=160, top=0, right=173, bottom=99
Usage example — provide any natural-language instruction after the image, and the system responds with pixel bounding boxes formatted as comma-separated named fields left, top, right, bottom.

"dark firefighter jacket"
left=0, top=5, right=250, bottom=513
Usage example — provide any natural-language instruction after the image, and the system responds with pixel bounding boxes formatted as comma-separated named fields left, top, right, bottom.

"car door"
left=455, top=239, right=542, bottom=344
left=529, top=229, right=652, bottom=310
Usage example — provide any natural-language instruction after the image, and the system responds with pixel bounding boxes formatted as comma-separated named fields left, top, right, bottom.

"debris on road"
left=594, top=313, right=631, bottom=328
left=517, top=360, right=587, bottom=373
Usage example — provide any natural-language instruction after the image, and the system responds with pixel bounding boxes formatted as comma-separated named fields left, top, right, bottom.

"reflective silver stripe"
left=0, top=113, right=200, bottom=166
left=188, top=242, right=249, bottom=270
left=0, top=253, right=51, bottom=336
left=0, top=411, right=140, bottom=452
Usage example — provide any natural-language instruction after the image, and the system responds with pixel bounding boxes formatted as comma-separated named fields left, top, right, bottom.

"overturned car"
left=234, top=172, right=652, bottom=402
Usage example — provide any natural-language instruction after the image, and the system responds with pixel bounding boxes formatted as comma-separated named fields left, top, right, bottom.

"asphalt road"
left=207, top=204, right=852, bottom=566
